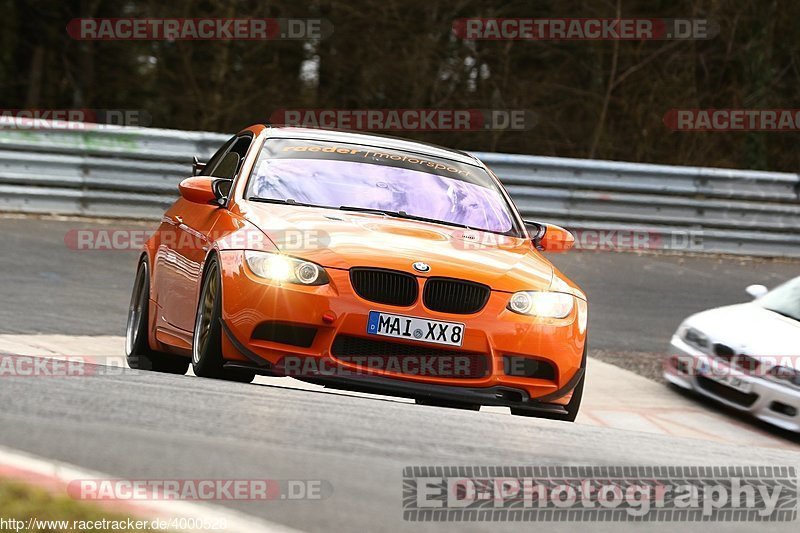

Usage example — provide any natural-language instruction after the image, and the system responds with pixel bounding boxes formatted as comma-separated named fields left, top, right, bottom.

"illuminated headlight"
left=507, top=291, right=574, bottom=318
left=244, top=251, right=329, bottom=286
left=768, top=366, right=800, bottom=387
left=682, top=327, right=710, bottom=350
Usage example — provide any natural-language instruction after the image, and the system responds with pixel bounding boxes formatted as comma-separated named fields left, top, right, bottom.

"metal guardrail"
left=0, top=121, right=798, bottom=257
left=0, top=122, right=227, bottom=219
left=477, top=153, right=800, bottom=257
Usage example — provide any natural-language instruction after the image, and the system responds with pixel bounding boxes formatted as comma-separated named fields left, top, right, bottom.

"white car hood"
left=686, top=303, right=800, bottom=357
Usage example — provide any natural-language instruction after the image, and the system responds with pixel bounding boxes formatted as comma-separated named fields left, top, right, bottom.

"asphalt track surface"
left=1, top=216, right=800, bottom=532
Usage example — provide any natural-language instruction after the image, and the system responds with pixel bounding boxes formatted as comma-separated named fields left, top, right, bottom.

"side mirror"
left=192, top=156, right=206, bottom=176
left=745, top=284, right=768, bottom=299
left=524, top=221, right=575, bottom=253
left=178, top=176, right=228, bottom=206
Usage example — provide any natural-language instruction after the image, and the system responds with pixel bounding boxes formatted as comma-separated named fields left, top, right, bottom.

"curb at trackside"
left=0, top=445, right=306, bottom=533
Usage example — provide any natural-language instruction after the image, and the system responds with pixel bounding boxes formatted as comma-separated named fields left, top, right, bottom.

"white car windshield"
left=757, top=276, right=800, bottom=322
left=246, top=138, right=521, bottom=236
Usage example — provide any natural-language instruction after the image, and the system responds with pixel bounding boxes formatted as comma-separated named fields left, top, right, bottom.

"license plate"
left=715, top=374, right=753, bottom=394
left=367, top=311, right=465, bottom=347
left=724, top=375, right=752, bottom=394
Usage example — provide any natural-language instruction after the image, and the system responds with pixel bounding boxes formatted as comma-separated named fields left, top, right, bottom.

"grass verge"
left=0, top=477, right=158, bottom=532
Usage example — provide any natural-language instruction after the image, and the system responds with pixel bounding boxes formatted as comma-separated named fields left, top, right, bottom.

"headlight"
left=244, top=251, right=329, bottom=286
left=768, top=366, right=800, bottom=387
left=682, top=327, right=710, bottom=350
left=507, top=291, right=574, bottom=318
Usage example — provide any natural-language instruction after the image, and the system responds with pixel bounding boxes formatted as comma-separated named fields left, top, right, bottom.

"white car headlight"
left=507, top=291, right=574, bottom=318
left=244, top=251, right=329, bottom=286
left=682, top=327, right=710, bottom=350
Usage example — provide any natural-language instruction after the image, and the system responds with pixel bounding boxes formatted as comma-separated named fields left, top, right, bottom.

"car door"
left=163, top=134, right=254, bottom=334
left=154, top=136, right=235, bottom=338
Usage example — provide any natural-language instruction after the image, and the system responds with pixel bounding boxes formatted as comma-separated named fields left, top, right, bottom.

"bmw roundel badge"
left=412, top=261, right=431, bottom=273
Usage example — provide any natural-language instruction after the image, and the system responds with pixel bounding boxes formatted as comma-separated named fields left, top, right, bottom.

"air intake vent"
left=331, top=335, right=489, bottom=378
left=252, top=322, right=317, bottom=348
left=503, top=356, right=557, bottom=381
left=423, top=278, right=490, bottom=314
left=350, top=268, right=418, bottom=307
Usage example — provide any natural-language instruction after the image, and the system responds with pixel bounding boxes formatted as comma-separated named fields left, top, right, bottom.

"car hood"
left=241, top=203, right=560, bottom=293
left=686, top=303, right=800, bottom=357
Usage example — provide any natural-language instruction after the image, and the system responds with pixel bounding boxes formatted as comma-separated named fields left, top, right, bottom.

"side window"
left=200, top=137, right=235, bottom=177
left=197, top=134, right=253, bottom=202
left=228, top=135, right=253, bottom=177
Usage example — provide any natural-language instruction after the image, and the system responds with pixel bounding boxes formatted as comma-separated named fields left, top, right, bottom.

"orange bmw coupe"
left=125, top=125, right=588, bottom=421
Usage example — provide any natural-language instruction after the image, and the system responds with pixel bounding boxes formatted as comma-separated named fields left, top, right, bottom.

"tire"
left=125, top=258, right=189, bottom=375
left=192, top=257, right=255, bottom=383
left=415, top=398, right=481, bottom=411
left=511, top=344, right=587, bottom=422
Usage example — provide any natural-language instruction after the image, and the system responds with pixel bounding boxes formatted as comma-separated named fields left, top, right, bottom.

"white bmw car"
left=664, top=276, right=800, bottom=432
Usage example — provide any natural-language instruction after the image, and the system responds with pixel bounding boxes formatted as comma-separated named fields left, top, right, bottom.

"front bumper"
left=665, top=335, right=800, bottom=433
left=217, top=250, right=587, bottom=405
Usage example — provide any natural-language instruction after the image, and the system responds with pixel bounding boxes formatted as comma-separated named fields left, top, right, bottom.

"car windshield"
left=757, top=276, right=800, bottom=322
left=246, top=138, right=520, bottom=235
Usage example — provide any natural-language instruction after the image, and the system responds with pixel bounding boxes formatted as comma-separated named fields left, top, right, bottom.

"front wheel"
left=192, top=257, right=255, bottom=383
left=125, top=258, right=189, bottom=375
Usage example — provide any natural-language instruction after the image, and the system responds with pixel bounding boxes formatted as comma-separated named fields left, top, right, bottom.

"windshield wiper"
left=247, top=199, right=481, bottom=232
left=338, top=205, right=477, bottom=232
left=248, top=197, right=324, bottom=208
left=338, top=205, right=409, bottom=217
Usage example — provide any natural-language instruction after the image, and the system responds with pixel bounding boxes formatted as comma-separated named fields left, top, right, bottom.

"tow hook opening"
left=495, top=388, right=525, bottom=403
